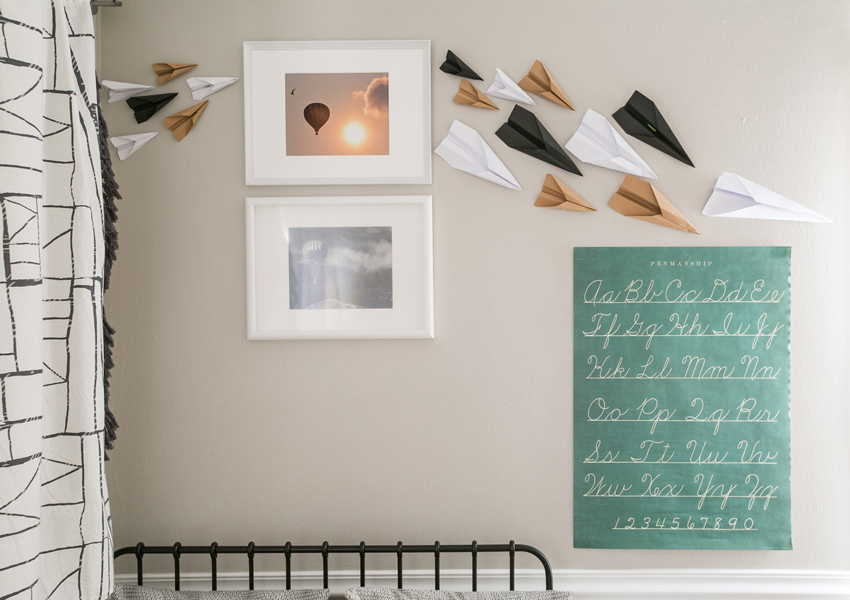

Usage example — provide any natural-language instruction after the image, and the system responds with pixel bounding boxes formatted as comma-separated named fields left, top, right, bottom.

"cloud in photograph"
left=352, top=76, right=389, bottom=118
left=326, top=239, right=392, bottom=273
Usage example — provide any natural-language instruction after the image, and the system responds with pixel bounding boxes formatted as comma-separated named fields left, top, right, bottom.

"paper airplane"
left=439, top=50, right=482, bottom=80
left=161, top=100, right=208, bottom=141
left=518, top=61, right=573, bottom=110
left=126, top=93, right=177, bottom=123
left=434, top=119, right=521, bottom=190
left=187, top=76, right=238, bottom=100
left=702, top=173, right=831, bottom=223
left=109, top=133, right=158, bottom=160
left=453, top=80, right=498, bottom=110
left=613, top=90, right=694, bottom=167
left=609, top=175, right=699, bottom=233
left=487, top=69, right=536, bottom=105
left=496, top=105, right=582, bottom=175
left=565, top=109, right=657, bottom=178
left=535, top=174, right=595, bottom=211
left=152, top=62, right=197, bottom=85
left=101, top=80, right=154, bottom=103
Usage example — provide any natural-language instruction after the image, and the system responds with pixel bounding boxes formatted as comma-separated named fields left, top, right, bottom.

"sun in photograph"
left=285, top=72, right=389, bottom=156
left=343, top=122, right=366, bottom=146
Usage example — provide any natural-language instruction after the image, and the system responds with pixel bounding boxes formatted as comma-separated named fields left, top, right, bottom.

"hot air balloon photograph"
left=284, top=72, right=389, bottom=156
left=288, top=226, right=393, bottom=310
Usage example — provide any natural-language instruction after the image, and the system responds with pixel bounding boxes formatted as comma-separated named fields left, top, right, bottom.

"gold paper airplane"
left=609, top=175, right=699, bottom=234
left=161, top=100, right=208, bottom=141
left=453, top=80, right=498, bottom=110
left=518, top=60, right=574, bottom=110
left=152, top=62, right=197, bottom=85
left=535, top=174, right=595, bottom=211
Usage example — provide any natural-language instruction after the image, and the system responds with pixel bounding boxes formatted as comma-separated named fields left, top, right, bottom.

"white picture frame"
left=246, top=196, right=434, bottom=340
left=243, top=40, right=432, bottom=185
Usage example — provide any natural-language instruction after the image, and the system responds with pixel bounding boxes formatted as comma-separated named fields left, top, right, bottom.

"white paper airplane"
left=186, top=76, right=239, bottom=100
left=702, top=173, right=831, bottom=223
left=486, top=69, right=536, bottom=105
left=101, top=80, right=155, bottom=103
left=434, top=119, right=521, bottom=190
left=565, top=108, right=657, bottom=179
left=109, top=132, right=158, bottom=160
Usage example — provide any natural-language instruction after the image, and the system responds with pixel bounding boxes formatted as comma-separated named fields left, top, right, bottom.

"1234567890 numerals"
left=613, top=516, right=756, bottom=531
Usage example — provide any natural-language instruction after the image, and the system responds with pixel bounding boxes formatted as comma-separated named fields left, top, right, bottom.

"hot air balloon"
left=303, top=102, right=330, bottom=135
left=302, top=240, right=327, bottom=283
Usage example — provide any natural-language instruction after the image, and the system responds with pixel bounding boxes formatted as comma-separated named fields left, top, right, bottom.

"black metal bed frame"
left=114, top=541, right=553, bottom=592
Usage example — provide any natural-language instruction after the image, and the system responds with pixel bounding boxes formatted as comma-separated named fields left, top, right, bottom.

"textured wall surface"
left=100, top=0, right=849, bottom=572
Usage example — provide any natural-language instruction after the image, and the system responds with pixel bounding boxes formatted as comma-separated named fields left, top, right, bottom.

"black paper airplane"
left=496, top=105, right=582, bottom=176
left=439, top=50, right=482, bottom=80
left=126, top=93, right=178, bottom=124
left=612, top=90, right=694, bottom=167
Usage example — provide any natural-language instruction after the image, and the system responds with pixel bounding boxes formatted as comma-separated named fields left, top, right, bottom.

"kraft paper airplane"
left=487, top=69, right=536, bottom=105
left=126, top=93, right=177, bottom=123
left=152, top=62, right=197, bottom=85
left=496, top=105, right=582, bottom=175
left=161, top=100, right=208, bottom=141
left=101, top=80, right=154, bottom=103
left=535, top=174, right=595, bottom=211
left=439, top=50, right=482, bottom=80
left=434, top=119, right=521, bottom=190
left=702, top=172, right=831, bottom=223
left=109, top=132, right=157, bottom=160
left=518, top=60, right=574, bottom=110
left=613, top=90, right=694, bottom=167
left=565, top=109, right=657, bottom=178
left=609, top=175, right=699, bottom=233
left=187, top=76, right=238, bottom=100
left=453, top=80, right=498, bottom=110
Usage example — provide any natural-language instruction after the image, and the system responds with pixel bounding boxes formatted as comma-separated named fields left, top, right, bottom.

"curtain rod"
left=91, top=0, right=122, bottom=14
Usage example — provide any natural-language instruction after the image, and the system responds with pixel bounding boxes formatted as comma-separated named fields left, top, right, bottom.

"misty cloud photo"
left=288, top=226, right=393, bottom=309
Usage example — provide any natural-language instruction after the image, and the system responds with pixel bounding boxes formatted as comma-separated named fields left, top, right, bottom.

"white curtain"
left=0, top=1, right=113, bottom=600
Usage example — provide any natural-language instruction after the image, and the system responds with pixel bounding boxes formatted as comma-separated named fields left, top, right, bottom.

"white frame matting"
left=244, top=40, right=432, bottom=185
left=246, top=195, right=434, bottom=340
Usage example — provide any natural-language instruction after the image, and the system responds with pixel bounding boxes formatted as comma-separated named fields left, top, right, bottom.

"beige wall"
left=100, top=0, right=850, bottom=572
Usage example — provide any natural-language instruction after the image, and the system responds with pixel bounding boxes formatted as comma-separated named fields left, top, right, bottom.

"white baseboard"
left=114, top=567, right=850, bottom=599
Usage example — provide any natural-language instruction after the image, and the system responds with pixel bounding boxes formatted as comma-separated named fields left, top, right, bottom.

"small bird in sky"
left=290, top=88, right=296, bottom=95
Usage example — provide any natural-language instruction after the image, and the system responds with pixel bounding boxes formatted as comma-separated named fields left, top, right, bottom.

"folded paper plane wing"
left=487, top=69, right=536, bottom=105
left=565, top=109, right=656, bottom=178
left=609, top=175, right=699, bottom=233
left=187, top=76, right=238, bottom=100
left=702, top=172, right=831, bottom=223
left=613, top=90, right=693, bottom=167
left=518, top=60, right=573, bottom=110
left=152, top=62, right=197, bottom=85
left=496, top=105, right=581, bottom=175
left=126, top=93, right=177, bottom=123
left=434, top=119, right=521, bottom=190
left=109, top=132, right=158, bottom=160
left=101, top=80, right=154, bottom=103
left=535, top=174, right=594, bottom=211
left=161, top=100, right=208, bottom=141
left=453, top=80, right=498, bottom=110
left=439, top=50, right=482, bottom=80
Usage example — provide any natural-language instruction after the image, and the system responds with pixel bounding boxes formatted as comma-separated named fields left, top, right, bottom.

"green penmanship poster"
left=573, top=247, right=791, bottom=549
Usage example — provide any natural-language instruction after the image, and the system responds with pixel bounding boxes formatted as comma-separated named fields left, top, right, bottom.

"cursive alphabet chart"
left=573, top=247, right=791, bottom=549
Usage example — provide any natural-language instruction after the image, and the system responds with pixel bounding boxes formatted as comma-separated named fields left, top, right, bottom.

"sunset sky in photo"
left=285, top=72, right=389, bottom=156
